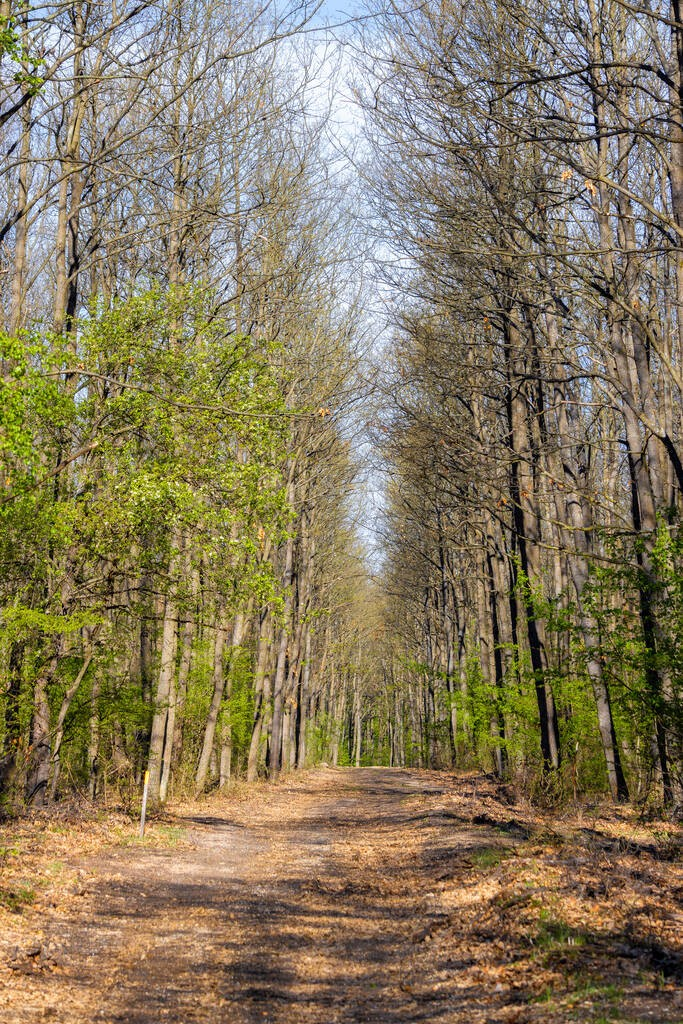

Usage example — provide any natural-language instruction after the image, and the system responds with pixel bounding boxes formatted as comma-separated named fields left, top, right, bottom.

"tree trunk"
left=0, top=642, right=25, bottom=799
left=87, top=670, right=101, bottom=800
left=269, top=525, right=295, bottom=777
left=247, top=608, right=274, bottom=782
left=194, top=609, right=229, bottom=795
left=296, top=623, right=312, bottom=768
left=146, top=541, right=181, bottom=807
left=217, top=608, right=250, bottom=789
left=160, top=584, right=196, bottom=804
left=49, top=645, right=94, bottom=801
left=353, top=673, right=362, bottom=767
left=26, top=648, right=60, bottom=807
left=504, top=308, right=561, bottom=772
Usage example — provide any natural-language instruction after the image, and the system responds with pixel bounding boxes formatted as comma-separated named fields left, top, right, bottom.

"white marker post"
left=139, top=769, right=150, bottom=839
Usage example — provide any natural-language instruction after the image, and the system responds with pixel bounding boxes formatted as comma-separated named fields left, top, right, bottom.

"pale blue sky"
left=312, top=0, right=364, bottom=27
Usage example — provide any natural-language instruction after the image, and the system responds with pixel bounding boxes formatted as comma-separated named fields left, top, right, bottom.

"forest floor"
left=0, top=767, right=682, bottom=1024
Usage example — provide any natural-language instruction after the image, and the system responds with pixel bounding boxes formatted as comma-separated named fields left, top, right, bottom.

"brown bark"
left=218, top=608, right=250, bottom=789
left=247, top=608, right=274, bottom=782
left=504, top=308, right=561, bottom=772
left=26, top=648, right=60, bottom=807
left=269, top=520, right=295, bottom=777
left=49, top=644, right=94, bottom=801
left=194, top=609, right=228, bottom=795
left=146, top=540, right=181, bottom=807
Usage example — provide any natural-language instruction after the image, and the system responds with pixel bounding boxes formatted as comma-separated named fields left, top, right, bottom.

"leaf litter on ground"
left=0, top=769, right=680, bottom=1024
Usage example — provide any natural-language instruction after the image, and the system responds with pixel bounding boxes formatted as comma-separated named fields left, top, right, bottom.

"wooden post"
left=139, top=770, right=150, bottom=839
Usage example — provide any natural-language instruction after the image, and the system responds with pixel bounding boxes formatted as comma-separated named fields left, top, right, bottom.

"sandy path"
left=3, top=767, right=513, bottom=1024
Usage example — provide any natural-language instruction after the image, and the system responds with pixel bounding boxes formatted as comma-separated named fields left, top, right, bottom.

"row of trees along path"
left=0, top=4, right=682, bottom=1021
left=0, top=0, right=681, bottom=831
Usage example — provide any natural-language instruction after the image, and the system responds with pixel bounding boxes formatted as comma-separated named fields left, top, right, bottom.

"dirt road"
left=2, top=767, right=682, bottom=1024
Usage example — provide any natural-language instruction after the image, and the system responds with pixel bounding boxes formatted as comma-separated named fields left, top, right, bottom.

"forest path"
left=3, top=767, right=682, bottom=1024
left=4, top=767, right=521, bottom=1023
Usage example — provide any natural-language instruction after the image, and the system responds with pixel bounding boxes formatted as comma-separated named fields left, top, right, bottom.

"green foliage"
left=0, top=286, right=297, bottom=797
left=0, top=883, right=35, bottom=912
left=0, top=14, right=44, bottom=94
left=1, top=607, right=103, bottom=641
left=576, top=522, right=683, bottom=792
left=69, top=289, right=290, bottom=594
left=0, top=331, right=63, bottom=478
left=535, top=910, right=586, bottom=951
left=0, top=289, right=289, bottom=607
left=307, top=712, right=350, bottom=767
left=166, top=638, right=219, bottom=789
left=220, top=647, right=255, bottom=771
left=470, top=845, right=512, bottom=870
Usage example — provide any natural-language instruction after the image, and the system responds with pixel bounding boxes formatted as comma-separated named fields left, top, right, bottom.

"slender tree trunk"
left=219, top=676, right=234, bottom=789
left=49, top=645, right=94, bottom=801
left=10, top=87, right=31, bottom=335
left=269, top=520, right=295, bottom=777
left=53, top=7, right=89, bottom=339
left=296, top=623, right=312, bottom=768
left=217, top=608, right=250, bottom=789
left=194, top=609, right=229, bottom=795
left=26, top=647, right=61, bottom=807
left=87, top=670, right=101, bottom=800
left=0, top=642, right=25, bottom=798
left=353, top=673, right=362, bottom=767
left=504, top=308, right=561, bottom=771
left=161, top=568, right=198, bottom=803
left=247, top=608, right=273, bottom=782
left=486, top=548, right=507, bottom=777
left=147, top=540, right=181, bottom=807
